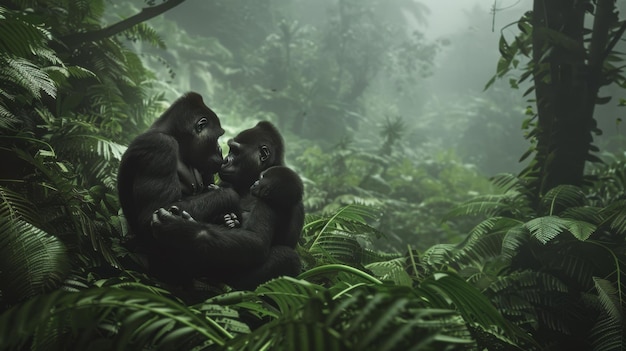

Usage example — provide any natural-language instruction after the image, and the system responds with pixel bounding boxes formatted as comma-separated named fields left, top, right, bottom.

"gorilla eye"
left=195, top=118, right=208, bottom=133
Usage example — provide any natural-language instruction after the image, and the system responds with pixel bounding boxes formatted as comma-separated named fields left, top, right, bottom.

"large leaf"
left=524, top=216, right=596, bottom=243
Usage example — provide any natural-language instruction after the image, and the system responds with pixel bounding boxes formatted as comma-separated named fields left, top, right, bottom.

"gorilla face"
left=219, top=121, right=285, bottom=192
left=169, top=94, right=224, bottom=175
left=220, top=138, right=263, bottom=187
left=188, top=114, right=224, bottom=174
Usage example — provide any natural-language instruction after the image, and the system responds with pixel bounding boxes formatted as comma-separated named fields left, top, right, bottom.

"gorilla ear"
left=260, top=145, right=271, bottom=162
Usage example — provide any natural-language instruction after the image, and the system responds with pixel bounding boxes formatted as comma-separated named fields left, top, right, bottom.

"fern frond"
left=525, top=216, right=596, bottom=243
left=0, top=217, right=69, bottom=304
left=541, top=185, right=587, bottom=215
left=0, top=185, right=40, bottom=225
left=2, top=55, right=57, bottom=98
left=365, top=257, right=412, bottom=286
left=491, top=173, right=528, bottom=193
left=0, top=101, right=19, bottom=128
left=418, top=272, right=529, bottom=344
left=560, top=206, right=604, bottom=224
left=420, top=243, right=456, bottom=268
left=452, top=217, right=522, bottom=265
left=124, top=22, right=167, bottom=49
left=309, top=231, right=362, bottom=264
left=255, top=276, right=325, bottom=314
left=227, top=279, right=477, bottom=350
left=444, top=196, right=504, bottom=219
left=588, top=310, right=624, bottom=351
left=501, top=225, right=530, bottom=260
left=601, top=200, right=626, bottom=235
left=0, top=7, right=51, bottom=58
left=593, top=277, right=622, bottom=322
left=0, top=287, right=232, bottom=350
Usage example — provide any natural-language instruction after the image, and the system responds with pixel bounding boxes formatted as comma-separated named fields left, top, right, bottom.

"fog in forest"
left=110, top=1, right=535, bottom=175
left=108, top=0, right=626, bottom=178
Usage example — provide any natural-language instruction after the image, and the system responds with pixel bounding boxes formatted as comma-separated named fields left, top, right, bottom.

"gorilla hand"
left=151, top=206, right=197, bottom=239
left=224, top=212, right=241, bottom=228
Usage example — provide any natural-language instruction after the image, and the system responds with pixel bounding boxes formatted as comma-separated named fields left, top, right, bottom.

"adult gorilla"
left=118, top=92, right=258, bottom=285
left=220, top=122, right=304, bottom=289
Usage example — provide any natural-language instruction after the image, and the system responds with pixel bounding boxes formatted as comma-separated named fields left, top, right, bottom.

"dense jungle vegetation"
left=1, top=0, right=625, bottom=350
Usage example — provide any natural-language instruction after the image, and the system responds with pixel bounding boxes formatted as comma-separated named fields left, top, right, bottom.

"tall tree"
left=493, top=0, right=626, bottom=204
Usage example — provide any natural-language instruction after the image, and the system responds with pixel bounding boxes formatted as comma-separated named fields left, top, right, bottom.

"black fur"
left=118, top=92, right=242, bottom=285
left=225, top=166, right=304, bottom=289
left=219, top=122, right=305, bottom=289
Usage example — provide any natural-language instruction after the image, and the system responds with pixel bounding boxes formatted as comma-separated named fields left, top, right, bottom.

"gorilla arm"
left=151, top=202, right=276, bottom=271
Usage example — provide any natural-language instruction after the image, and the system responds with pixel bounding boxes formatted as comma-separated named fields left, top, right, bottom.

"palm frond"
left=560, top=206, right=604, bottom=224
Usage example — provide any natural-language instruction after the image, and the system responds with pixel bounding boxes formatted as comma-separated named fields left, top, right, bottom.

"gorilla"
left=220, top=121, right=304, bottom=248
left=118, top=92, right=252, bottom=285
left=224, top=165, right=304, bottom=289
left=151, top=121, right=304, bottom=289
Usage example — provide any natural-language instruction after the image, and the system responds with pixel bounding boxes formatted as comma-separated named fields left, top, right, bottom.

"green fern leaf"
left=601, top=200, right=626, bottom=235
left=3, top=56, right=57, bottom=98
left=0, top=7, right=51, bottom=58
left=593, top=277, right=622, bottom=322
left=541, top=184, right=587, bottom=215
left=525, top=216, right=596, bottom=244
left=255, top=277, right=325, bottom=314
left=0, top=186, right=40, bottom=225
left=0, top=217, right=69, bottom=303
left=588, top=310, right=624, bottom=351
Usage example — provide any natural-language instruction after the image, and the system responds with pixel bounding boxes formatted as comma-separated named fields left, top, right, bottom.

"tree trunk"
left=529, top=0, right=616, bottom=201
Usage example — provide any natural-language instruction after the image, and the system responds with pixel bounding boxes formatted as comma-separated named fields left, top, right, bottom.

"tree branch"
left=60, top=0, right=186, bottom=49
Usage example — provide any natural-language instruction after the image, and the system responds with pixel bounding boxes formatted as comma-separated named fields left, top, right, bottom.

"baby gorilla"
left=225, top=165, right=304, bottom=289
left=246, top=166, right=304, bottom=232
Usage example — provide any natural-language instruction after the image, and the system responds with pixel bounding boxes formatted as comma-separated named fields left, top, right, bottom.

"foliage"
left=0, top=268, right=532, bottom=350
left=0, top=0, right=166, bottom=310
left=429, top=170, right=626, bottom=350
left=293, top=135, right=493, bottom=252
